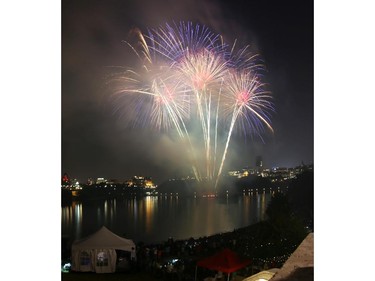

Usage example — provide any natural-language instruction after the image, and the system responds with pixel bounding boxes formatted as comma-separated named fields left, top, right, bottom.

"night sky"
left=62, top=0, right=313, bottom=183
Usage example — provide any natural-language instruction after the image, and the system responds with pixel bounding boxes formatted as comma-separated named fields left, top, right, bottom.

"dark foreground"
left=62, top=219, right=310, bottom=281
left=62, top=271, right=159, bottom=281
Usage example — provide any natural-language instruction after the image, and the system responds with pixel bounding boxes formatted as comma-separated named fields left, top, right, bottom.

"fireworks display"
left=109, top=21, right=274, bottom=189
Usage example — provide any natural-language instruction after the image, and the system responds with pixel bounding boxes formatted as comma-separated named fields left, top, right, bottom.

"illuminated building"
left=126, top=176, right=156, bottom=188
left=261, top=169, right=270, bottom=177
left=96, top=177, right=107, bottom=184
left=144, top=178, right=156, bottom=189
left=228, top=170, right=241, bottom=177
left=62, top=172, right=71, bottom=187
left=255, top=156, right=263, bottom=173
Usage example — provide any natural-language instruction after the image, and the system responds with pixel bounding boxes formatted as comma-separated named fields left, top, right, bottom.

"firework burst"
left=109, top=22, right=274, bottom=189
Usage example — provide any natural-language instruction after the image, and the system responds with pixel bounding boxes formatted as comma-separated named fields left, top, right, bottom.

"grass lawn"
left=61, top=271, right=160, bottom=281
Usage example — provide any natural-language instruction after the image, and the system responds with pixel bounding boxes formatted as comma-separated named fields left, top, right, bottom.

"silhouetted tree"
left=288, top=170, right=314, bottom=230
left=266, top=193, right=291, bottom=223
left=264, top=192, right=308, bottom=253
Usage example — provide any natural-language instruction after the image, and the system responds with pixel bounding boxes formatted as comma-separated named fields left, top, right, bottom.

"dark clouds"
left=62, top=0, right=313, bottom=182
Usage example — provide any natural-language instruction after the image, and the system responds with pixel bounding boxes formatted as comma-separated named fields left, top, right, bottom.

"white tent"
left=71, top=226, right=136, bottom=273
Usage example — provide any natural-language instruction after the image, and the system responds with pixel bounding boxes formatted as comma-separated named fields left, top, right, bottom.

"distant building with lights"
left=96, top=177, right=107, bottom=185
left=61, top=173, right=81, bottom=190
left=228, top=170, right=241, bottom=177
left=127, top=176, right=156, bottom=188
left=62, top=173, right=71, bottom=187
left=261, top=168, right=271, bottom=177
left=255, top=156, right=263, bottom=174
left=228, top=167, right=255, bottom=178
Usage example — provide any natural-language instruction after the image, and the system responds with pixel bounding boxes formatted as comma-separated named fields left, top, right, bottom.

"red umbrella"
left=196, top=248, right=251, bottom=281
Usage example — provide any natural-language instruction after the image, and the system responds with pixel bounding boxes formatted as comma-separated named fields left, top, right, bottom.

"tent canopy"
left=197, top=248, right=251, bottom=273
left=71, top=226, right=136, bottom=273
left=72, top=226, right=135, bottom=252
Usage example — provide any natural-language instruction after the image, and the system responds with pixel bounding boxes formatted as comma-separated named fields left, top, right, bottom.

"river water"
left=61, top=192, right=271, bottom=246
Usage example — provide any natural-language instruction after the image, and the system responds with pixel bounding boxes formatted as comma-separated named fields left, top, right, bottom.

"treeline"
left=156, top=174, right=290, bottom=196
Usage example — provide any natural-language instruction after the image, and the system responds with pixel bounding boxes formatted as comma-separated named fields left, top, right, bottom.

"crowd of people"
left=126, top=221, right=303, bottom=280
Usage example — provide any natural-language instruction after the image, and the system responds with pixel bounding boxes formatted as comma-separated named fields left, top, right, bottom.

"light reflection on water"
left=61, top=193, right=271, bottom=245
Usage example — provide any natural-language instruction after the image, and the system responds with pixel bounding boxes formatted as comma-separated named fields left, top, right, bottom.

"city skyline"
left=62, top=0, right=313, bottom=183
left=62, top=157, right=312, bottom=184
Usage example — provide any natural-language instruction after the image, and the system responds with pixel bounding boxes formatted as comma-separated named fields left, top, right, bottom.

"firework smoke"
left=109, top=21, right=274, bottom=189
